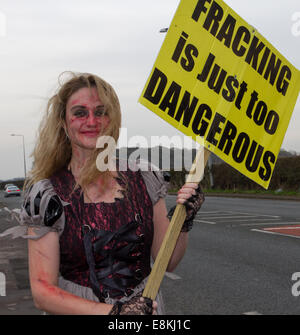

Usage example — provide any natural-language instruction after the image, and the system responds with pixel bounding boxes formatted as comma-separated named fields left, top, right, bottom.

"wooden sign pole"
left=143, top=146, right=210, bottom=300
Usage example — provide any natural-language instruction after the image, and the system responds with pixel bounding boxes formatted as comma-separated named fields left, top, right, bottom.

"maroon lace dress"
left=50, top=166, right=154, bottom=301
left=0, top=161, right=167, bottom=313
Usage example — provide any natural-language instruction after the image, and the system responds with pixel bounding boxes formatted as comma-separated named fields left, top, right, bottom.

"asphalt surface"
left=0, top=193, right=39, bottom=315
left=0, top=192, right=300, bottom=315
left=162, top=195, right=300, bottom=315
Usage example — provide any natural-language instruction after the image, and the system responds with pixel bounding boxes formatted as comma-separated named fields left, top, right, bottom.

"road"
left=163, top=195, right=300, bottom=315
left=0, top=192, right=39, bottom=315
left=0, top=192, right=300, bottom=315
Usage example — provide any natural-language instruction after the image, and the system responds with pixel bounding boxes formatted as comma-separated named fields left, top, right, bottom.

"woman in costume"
left=1, top=72, right=204, bottom=315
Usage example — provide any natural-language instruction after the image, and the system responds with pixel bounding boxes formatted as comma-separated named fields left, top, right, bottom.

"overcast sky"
left=0, top=0, right=299, bottom=180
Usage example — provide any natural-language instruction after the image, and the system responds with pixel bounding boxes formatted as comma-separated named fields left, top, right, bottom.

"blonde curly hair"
left=26, top=72, right=121, bottom=191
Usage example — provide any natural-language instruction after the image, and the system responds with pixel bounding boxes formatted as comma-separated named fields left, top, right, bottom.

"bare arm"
left=151, top=182, right=201, bottom=272
left=28, top=228, right=113, bottom=315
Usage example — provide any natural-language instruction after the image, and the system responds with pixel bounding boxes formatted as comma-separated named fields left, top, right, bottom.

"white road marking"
left=196, top=211, right=280, bottom=222
left=251, top=229, right=300, bottom=239
left=197, top=215, right=257, bottom=220
left=264, top=226, right=300, bottom=230
left=195, top=212, right=300, bottom=233
left=243, top=311, right=262, bottom=315
left=198, top=211, right=224, bottom=214
left=233, top=212, right=280, bottom=218
left=238, top=221, right=300, bottom=227
left=165, top=272, right=181, bottom=280
left=194, top=219, right=216, bottom=224
left=196, top=211, right=239, bottom=217
left=233, top=218, right=280, bottom=226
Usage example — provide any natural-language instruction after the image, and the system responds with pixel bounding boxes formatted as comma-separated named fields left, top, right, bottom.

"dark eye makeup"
left=94, top=108, right=108, bottom=117
left=73, top=109, right=89, bottom=118
left=70, top=105, right=107, bottom=118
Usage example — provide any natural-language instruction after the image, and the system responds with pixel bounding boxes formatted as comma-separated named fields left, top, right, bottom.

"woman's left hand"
left=176, top=183, right=205, bottom=222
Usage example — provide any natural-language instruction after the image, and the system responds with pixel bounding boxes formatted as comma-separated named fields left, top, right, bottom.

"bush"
left=169, top=155, right=300, bottom=192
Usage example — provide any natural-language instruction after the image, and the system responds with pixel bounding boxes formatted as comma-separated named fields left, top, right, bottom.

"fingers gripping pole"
left=143, top=146, right=210, bottom=300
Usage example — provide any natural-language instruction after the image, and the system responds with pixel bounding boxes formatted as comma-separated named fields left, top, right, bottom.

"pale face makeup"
left=65, top=86, right=110, bottom=151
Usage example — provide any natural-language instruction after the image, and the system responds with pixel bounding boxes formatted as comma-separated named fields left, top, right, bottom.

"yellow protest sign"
left=139, top=0, right=300, bottom=189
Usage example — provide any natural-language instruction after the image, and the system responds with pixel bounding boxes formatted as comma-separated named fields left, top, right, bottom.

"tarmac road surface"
left=162, top=195, right=300, bottom=315
left=1, top=192, right=300, bottom=315
left=0, top=192, right=39, bottom=315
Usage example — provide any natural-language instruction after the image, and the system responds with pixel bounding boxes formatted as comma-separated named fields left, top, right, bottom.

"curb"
left=168, top=192, right=300, bottom=201
left=204, top=193, right=300, bottom=201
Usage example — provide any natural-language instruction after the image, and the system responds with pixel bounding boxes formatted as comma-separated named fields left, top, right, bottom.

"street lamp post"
left=159, top=28, right=168, bottom=33
left=10, top=134, right=27, bottom=179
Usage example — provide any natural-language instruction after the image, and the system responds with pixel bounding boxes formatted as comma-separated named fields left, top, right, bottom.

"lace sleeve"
left=0, top=179, right=68, bottom=240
